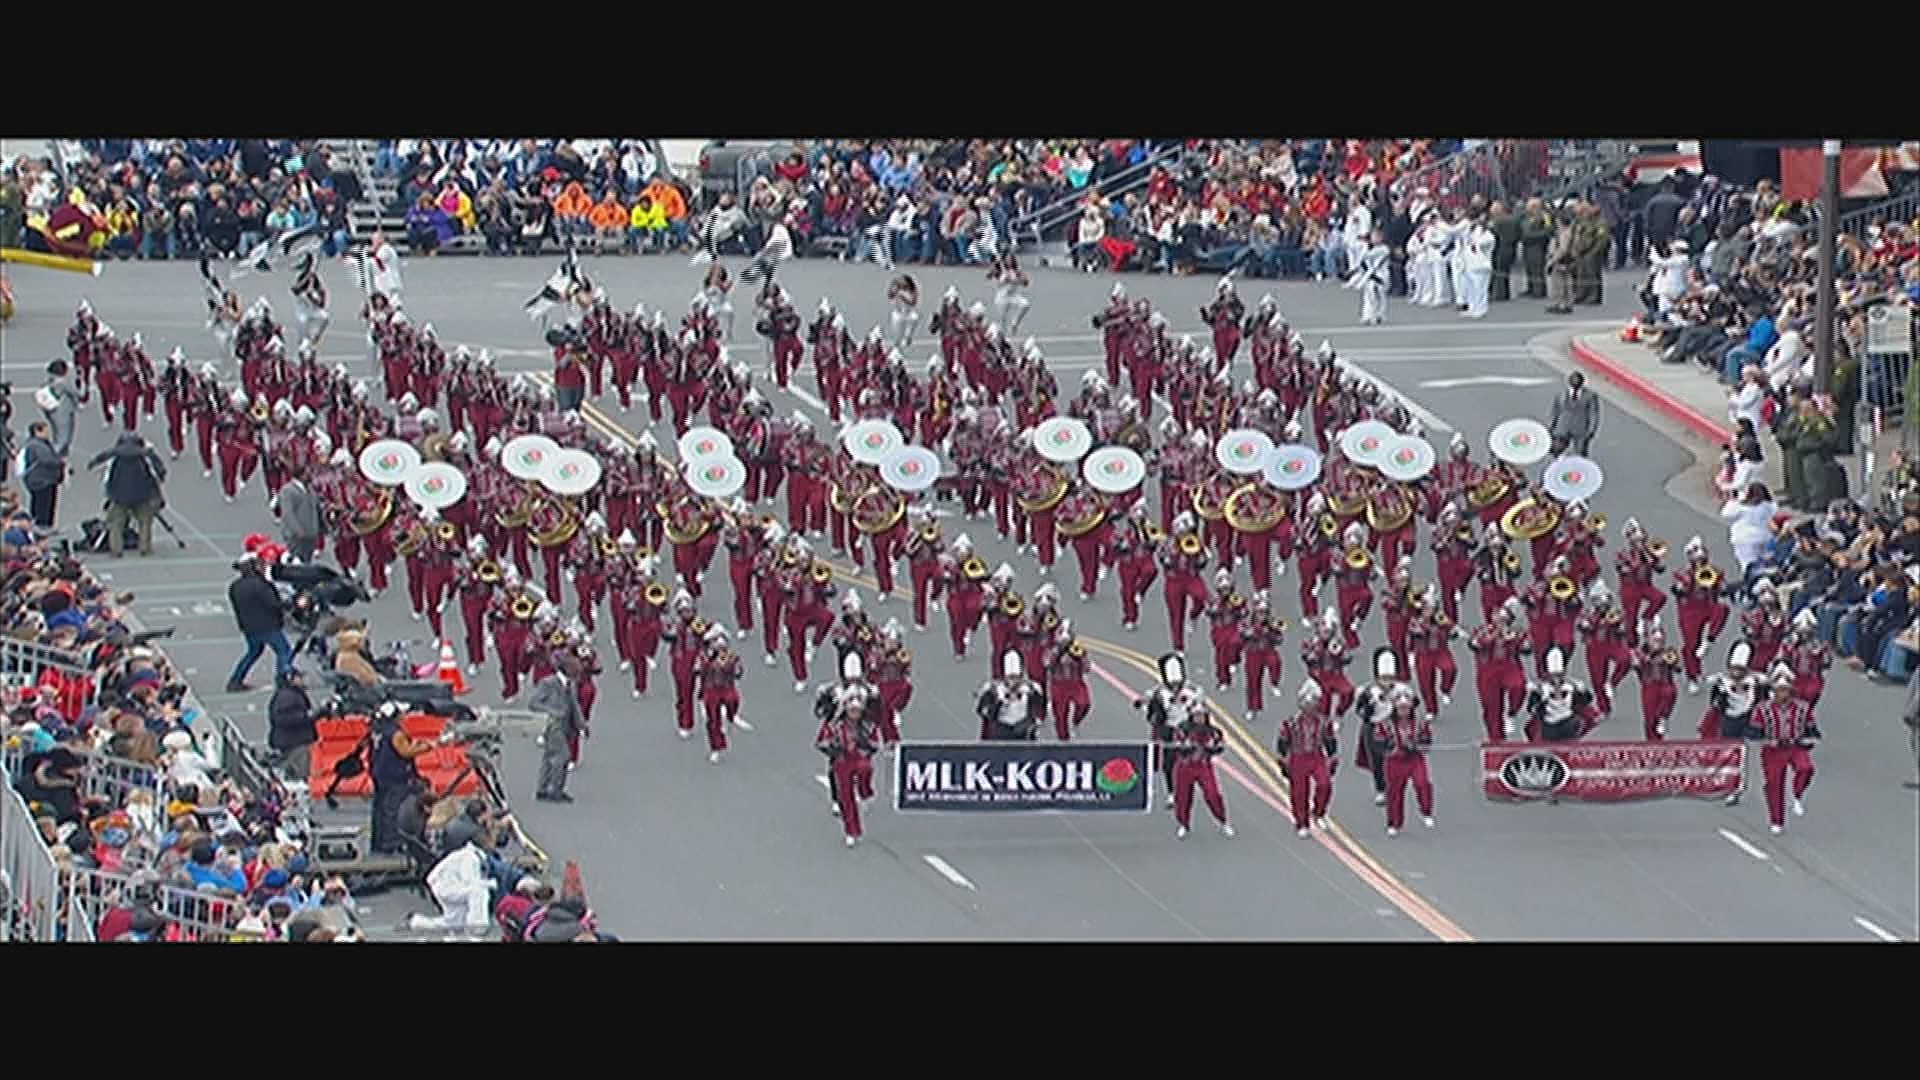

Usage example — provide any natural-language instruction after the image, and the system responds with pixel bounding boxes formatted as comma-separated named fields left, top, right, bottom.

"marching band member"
left=1200, top=277, right=1245, bottom=363
left=1276, top=678, right=1338, bottom=835
left=1700, top=640, right=1761, bottom=750
left=415, top=507, right=459, bottom=641
left=1470, top=598, right=1531, bottom=742
left=1240, top=596, right=1287, bottom=722
left=816, top=656, right=881, bottom=847
left=1474, top=532, right=1526, bottom=623
left=758, top=289, right=804, bottom=391
left=782, top=546, right=836, bottom=694
left=697, top=624, right=748, bottom=763
left=1783, top=609, right=1829, bottom=707
left=213, top=389, right=260, bottom=501
left=1380, top=565, right=1419, bottom=675
left=722, top=498, right=763, bottom=639
left=624, top=553, right=670, bottom=699
left=1576, top=581, right=1634, bottom=715
left=1615, top=518, right=1669, bottom=633
left=830, top=589, right=879, bottom=671
left=1061, top=479, right=1112, bottom=602
left=870, top=619, right=912, bottom=748
left=977, top=651, right=1047, bottom=742
left=903, top=508, right=945, bottom=632
left=1110, top=501, right=1161, bottom=631
left=488, top=569, right=542, bottom=701
left=1378, top=686, right=1436, bottom=836
left=663, top=590, right=709, bottom=737
left=1671, top=536, right=1731, bottom=692
left=755, top=526, right=795, bottom=667
left=782, top=413, right=831, bottom=538
left=1296, top=494, right=1338, bottom=618
left=1431, top=505, right=1476, bottom=623
left=568, top=513, right=613, bottom=634
left=159, top=350, right=192, bottom=459
left=1047, top=620, right=1092, bottom=741
left=1160, top=512, right=1211, bottom=653
left=1353, top=649, right=1412, bottom=803
left=1231, top=483, right=1287, bottom=593
left=1205, top=568, right=1247, bottom=691
left=1742, top=582, right=1790, bottom=672
left=1630, top=624, right=1683, bottom=739
left=1168, top=704, right=1234, bottom=840
left=942, top=537, right=989, bottom=659
left=808, top=303, right=849, bottom=423
left=1408, top=585, right=1460, bottom=721
left=456, top=535, right=498, bottom=675
left=1138, top=652, right=1202, bottom=803
left=1332, top=522, right=1379, bottom=650
left=1092, top=283, right=1131, bottom=385
left=1522, top=556, right=1583, bottom=678
left=1523, top=647, right=1598, bottom=742
left=1302, top=611, right=1356, bottom=719
left=1752, top=665, right=1819, bottom=835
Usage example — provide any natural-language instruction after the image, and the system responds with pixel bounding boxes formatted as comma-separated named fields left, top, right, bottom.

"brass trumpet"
left=962, top=556, right=988, bottom=581
left=1068, top=641, right=1086, bottom=659
left=1695, top=565, right=1721, bottom=590
left=1001, top=593, right=1025, bottom=618
left=1585, top=513, right=1607, bottom=533
left=1143, top=521, right=1167, bottom=545
left=250, top=399, right=271, bottom=423
left=1455, top=523, right=1476, bottom=544
left=598, top=534, right=619, bottom=559
left=810, top=560, right=833, bottom=585
left=1648, top=540, right=1670, bottom=562
left=510, top=595, right=537, bottom=620
left=434, top=520, right=458, bottom=544
left=918, top=523, right=940, bottom=545
left=475, top=558, right=503, bottom=584
left=1317, top=514, right=1339, bottom=540
left=1548, top=576, right=1577, bottom=601
left=1501, top=551, right=1522, bottom=574
left=1177, top=533, right=1204, bottom=557
left=1042, top=610, right=1060, bottom=632
left=1345, top=547, right=1371, bottom=570
left=644, top=582, right=668, bottom=607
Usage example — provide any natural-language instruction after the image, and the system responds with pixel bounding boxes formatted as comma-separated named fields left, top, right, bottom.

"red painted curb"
left=1569, top=337, right=1732, bottom=448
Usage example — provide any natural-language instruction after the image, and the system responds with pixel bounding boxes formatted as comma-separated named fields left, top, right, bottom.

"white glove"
left=1695, top=642, right=1710, bottom=660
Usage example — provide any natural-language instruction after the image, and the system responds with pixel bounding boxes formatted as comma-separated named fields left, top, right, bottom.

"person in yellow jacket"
left=641, top=178, right=688, bottom=251
left=628, top=195, right=666, bottom=252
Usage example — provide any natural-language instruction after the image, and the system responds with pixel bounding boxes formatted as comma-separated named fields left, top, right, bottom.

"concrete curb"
left=1568, top=336, right=1732, bottom=448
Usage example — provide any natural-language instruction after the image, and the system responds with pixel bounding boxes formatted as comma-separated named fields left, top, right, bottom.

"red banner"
left=1778, top=147, right=1889, bottom=202
left=1480, top=741, right=1747, bottom=804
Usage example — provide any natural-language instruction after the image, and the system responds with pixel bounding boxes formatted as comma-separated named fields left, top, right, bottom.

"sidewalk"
left=1569, top=327, right=1904, bottom=509
left=1567, top=330, right=1733, bottom=448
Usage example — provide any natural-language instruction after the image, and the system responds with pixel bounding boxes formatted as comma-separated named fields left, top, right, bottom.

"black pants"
left=28, top=485, right=57, bottom=529
left=1389, top=251, right=1409, bottom=297
left=371, top=783, right=407, bottom=854
left=1491, top=257, right=1515, bottom=301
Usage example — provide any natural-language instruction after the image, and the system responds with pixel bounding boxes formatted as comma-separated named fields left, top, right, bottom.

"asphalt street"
left=5, top=250, right=1913, bottom=941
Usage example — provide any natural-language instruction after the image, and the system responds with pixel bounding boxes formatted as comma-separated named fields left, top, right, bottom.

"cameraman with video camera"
left=85, top=430, right=167, bottom=558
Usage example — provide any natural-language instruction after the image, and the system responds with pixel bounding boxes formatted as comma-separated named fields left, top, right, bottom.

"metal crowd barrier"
left=0, top=784, right=63, bottom=942
left=0, top=637, right=100, bottom=719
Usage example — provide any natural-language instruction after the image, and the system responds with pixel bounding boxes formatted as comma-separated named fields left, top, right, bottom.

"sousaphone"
left=351, top=489, right=395, bottom=536
left=853, top=485, right=908, bottom=535
left=1224, top=483, right=1285, bottom=534
left=1015, top=461, right=1071, bottom=514
left=529, top=495, right=579, bottom=549
left=1365, top=483, right=1415, bottom=533
left=1501, top=497, right=1562, bottom=541
left=1055, top=488, right=1109, bottom=539
left=1190, top=470, right=1239, bottom=522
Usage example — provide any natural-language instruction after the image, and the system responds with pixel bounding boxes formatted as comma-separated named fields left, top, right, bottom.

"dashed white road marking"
left=786, top=384, right=831, bottom=417
left=1417, top=376, right=1553, bottom=389
left=923, top=854, right=978, bottom=891
left=815, top=774, right=831, bottom=788
left=1717, top=828, right=1771, bottom=862
left=1853, top=916, right=1902, bottom=943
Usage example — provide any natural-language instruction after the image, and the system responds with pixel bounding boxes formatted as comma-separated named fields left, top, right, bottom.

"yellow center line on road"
left=548, top=375, right=1471, bottom=940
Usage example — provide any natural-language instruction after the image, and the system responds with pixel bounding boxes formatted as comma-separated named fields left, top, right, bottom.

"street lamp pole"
left=1815, top=139, right=1841, bottom=396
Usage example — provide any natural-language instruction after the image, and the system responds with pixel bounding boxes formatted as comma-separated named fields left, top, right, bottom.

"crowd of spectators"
left=2, top=139, right=360, bottom=262
left=0, top=482, right=594, bottom=942
left=1606, top=166, right=1920, bottom=685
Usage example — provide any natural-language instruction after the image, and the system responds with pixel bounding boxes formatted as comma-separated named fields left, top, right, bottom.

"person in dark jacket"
left=85, top=431, right=166, bottom=557
left=21, top=421, right=66, bottom=529
left=1642, top=178, right=1685, bottom=256
left=226, top=552, right=294, bottom=692
left=267, top=667, right=317, bottom=779
left=1487, top=201, right=1520, bottom=302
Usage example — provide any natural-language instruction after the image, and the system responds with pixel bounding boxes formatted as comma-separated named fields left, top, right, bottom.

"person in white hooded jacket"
left=1720, top=481, right=1780, bottom=576
left=406, top=839, right=494, bottom=932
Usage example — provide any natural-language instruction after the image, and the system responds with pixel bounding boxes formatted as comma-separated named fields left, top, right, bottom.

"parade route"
left=7, top=252, right=1913, bottom=940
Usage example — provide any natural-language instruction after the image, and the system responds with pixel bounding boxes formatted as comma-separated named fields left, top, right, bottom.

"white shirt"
left=370, top=241, right=402, bottom=296
left=1763, top=329, right=1806, bottom=391
left=1721, top=498, right=1777, bottom=547
left=1720, top=457, right=1765, bottom=496
left=1727, top=382, right=1765, bottom=432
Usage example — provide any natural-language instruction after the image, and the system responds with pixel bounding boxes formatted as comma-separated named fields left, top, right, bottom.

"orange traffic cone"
left=1619, top=315, right=1642, bottom=343
left=436, top=641, right=468, bottom=695
left=561, top=859, right=586, bottom=904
